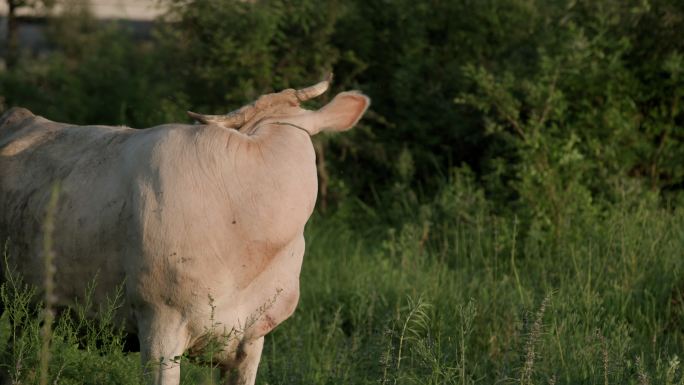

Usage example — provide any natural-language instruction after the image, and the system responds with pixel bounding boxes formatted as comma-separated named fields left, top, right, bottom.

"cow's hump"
left=0, top=107, right=35, bottom=129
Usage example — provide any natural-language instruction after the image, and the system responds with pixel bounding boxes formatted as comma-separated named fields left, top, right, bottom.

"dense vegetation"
left=1, top=0, right=683, bottom=383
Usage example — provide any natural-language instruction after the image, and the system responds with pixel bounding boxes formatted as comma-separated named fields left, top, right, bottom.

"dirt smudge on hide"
left=260, top=314, right=277, bottom=334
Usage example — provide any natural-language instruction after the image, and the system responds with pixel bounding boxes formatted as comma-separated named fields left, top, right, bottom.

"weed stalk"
left=39, top=182, right=60, bottom=385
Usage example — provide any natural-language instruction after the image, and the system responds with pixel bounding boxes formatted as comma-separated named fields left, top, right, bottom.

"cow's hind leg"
left=221, top=336, right=264, bottom=385
left=137, top=309, right=189, bottom=385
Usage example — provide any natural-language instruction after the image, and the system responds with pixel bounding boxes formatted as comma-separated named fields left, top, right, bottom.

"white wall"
left=0, top=0, right=164, bottom=20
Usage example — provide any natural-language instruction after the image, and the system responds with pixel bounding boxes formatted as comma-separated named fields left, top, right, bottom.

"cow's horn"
left=295, top=73, right=332, bottom=102
left=187, top=110, right=248, bottom=128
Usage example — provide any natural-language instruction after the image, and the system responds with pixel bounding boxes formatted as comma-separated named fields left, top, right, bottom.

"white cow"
left=0, top=78, right=369, bottom=385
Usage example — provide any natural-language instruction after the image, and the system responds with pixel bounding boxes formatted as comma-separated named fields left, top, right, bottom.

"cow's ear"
left=310, top=91, right=370, bottom=135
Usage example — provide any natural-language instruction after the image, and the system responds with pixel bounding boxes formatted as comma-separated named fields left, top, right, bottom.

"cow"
left=0, top=77, right=370, bottom=385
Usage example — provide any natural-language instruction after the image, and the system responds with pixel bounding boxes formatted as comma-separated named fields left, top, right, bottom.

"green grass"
left=262, top=201, right=684, bottom=385
left=1, top=192, right=684, bottom=384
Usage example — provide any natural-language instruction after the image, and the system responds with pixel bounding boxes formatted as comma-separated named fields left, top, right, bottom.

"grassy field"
left=1, top=184, right=684, bottom=384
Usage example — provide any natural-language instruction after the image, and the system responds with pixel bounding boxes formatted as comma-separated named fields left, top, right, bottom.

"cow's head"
left=187, top=74, right=369, bottom=136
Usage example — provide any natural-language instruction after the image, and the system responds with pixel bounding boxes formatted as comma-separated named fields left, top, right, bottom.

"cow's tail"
left=0, top=107, right=34, bottom=130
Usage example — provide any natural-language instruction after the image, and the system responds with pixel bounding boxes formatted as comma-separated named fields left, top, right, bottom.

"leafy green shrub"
left=460, top=1, right=684, bottom=234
